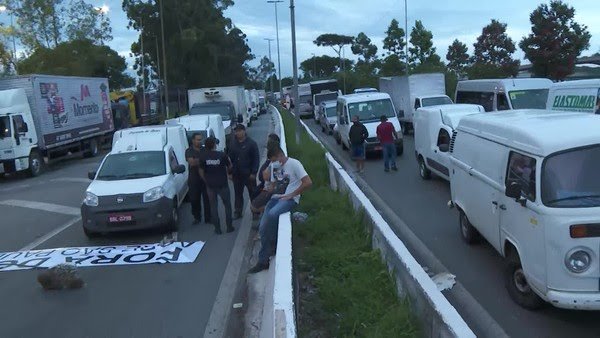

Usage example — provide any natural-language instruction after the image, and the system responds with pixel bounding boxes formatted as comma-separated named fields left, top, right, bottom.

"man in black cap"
left=228, top=124, right=259, bottom=219
left=200, top=137, right=234, bottom=234
left=185, top=132, right=210, bottom=224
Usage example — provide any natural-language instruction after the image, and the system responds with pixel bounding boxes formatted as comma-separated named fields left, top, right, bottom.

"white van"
left=318, top=100, right=337, bottom=135
left=449, top=110, right=600, bottom=310
left=547, top=79, right=600, bottom=114
left=414, top=104, right=484, bottom=181
left=337, top=92, right=403, bottom=155
left=82, top=125, right=189, bottom=237
left=455, top=78, right=552, bottom=112
left=165, top=114, right=226, bottom=152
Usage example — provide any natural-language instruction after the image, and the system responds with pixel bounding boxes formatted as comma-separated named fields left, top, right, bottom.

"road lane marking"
left=19, top=217, right=81, bottom=251
left=0, top=199, right=80, bottom=216
left=0, top=184, right=32, bottom=193
left=50, top=177, right=91, bottom=184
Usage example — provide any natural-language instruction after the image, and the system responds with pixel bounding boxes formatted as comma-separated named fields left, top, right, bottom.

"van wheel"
left=418, top=157, right=431, bottom=180
left=28, top=151, right=43, bottom=177
left=83, top=138, right=99, bottom=158
left=169, top=202, right=179, bottom=231
left=459, top=210, right=479, bottom=244
left=505, top=252, right=544, bottom=310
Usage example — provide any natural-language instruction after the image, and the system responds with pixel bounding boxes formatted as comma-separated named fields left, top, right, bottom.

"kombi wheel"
left=505, top=252, right=544, bottom=310
left=459, top=210, right=479, bottom=244
left=418, top=156, right=431, bottom=180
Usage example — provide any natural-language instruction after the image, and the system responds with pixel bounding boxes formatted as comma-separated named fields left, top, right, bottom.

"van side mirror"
left=88, top=171, right=96, bottom=180
left=439, top=144, right=449, bottom=153
left=505, top=181, right=522, bottom=199
left=173, top=164, right=186, bottom=174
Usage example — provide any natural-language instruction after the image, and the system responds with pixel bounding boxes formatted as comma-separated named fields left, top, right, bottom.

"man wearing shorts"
left=349, top=115, right=368, bottom=173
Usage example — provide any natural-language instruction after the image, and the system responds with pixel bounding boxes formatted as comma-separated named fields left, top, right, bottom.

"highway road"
left=0, top=117, right=270, bottom=338
left=305, top=118, right=600, bottom=338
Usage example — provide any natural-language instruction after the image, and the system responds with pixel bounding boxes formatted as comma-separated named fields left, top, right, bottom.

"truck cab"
left=455, top=78, right=552, bottom=112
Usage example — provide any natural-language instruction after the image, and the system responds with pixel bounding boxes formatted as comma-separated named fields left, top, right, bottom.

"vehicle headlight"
left=565, top=249, right=592, bottom=273
left=143, top=186, right=164, bottom=203
left=83, top=192, right=98, bottom=207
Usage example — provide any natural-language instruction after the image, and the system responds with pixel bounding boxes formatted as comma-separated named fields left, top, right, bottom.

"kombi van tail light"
left=570, top=224, right=600, bottom=238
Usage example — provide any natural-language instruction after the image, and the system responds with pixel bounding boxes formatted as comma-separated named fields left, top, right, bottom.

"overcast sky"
left=4, top=0, right=599, bottom=78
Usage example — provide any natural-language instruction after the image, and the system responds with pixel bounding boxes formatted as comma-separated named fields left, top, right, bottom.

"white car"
left=82, top=125, right=189, bottom=237
left=450, top=109, right=600, bottom=310
left=318, top=100, right=337, bottom=135
left=165, top=114, right=227, bottom=152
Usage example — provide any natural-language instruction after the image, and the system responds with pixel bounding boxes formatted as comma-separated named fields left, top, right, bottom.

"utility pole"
left=404, top=0, right=409, bottom=76
left=311, top=53, right=316, bottom=78
left=159, top=0, right=170, bottom=118
left=155, top=36, right=162, bottom=115
left=290, top=0, right=300, bottom=144
left=264, top=38, right=274, bottom=92
left=267, top=0, right=283, bottom=93
left=140, top=17, right=146, bottom=118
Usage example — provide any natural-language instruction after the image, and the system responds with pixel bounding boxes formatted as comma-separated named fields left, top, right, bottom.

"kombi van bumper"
left=81, top=195, right=173, bottom=233
left=546, top=290, right=600, bottom=310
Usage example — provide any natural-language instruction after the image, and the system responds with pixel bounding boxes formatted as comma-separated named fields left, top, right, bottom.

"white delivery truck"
left=250, top=89, right=259, bottom=119
left=298, top=83, right=313, bottom=118
left=310, top=79, right=339, bottom=121
left=165, top=114, right=226, bottom=152
left=0, top=75, right=114, bottom=177
left=546, top=79, right=600, bottom=114
left=83, top=125, right=188, bottom=237
left=455, top=78, right=552, bottom=112
left=449, top=109, right=600, bottom=310
left=414, top=104, right=484, bottom=181
left=379, top=73, right=452, bottom=134
left=188, top=86, right=249, bottom=131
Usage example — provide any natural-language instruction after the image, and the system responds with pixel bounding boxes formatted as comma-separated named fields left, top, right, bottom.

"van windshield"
left=185, top=130, right=208, bottom=147
left=422, top=96, right=453, bottom=107
left=97, top=151, right=166, bottom=181
left=509, top=89, right=549, bottom=109
left=542, top=145, right=600, bottom=208
left=189, top=104, right=232, bottom=121
left=325, top=107, right=337, bottom=117
left=348, top=99, right=395, bottom=122
left=0, top=116, right=10, bottom=138
left=315, top=92, right=338, bottom=105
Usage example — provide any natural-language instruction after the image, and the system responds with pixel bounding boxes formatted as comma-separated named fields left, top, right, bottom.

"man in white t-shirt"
left=248, top=146, right=312, bottom=273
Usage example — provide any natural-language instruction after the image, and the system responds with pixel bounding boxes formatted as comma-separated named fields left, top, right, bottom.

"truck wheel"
left=83, top=138, right=99, bottom=158
left=418, top=156, right=431, bottom=180
left=459, top=210, right=479, bottom=244
left=505, top=251, right=544, bottom=310
left=28, top=151, right=43, bottom=177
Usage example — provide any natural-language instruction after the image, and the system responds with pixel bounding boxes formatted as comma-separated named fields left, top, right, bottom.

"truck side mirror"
left=505, top=181, right=522, bottom=199
left=88, top=171, right=97, bottom=180
left=439, top=144, right=449, bottom=153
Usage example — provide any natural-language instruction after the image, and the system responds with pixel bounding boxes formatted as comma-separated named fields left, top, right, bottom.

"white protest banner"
left=0, top=241, right=204, bottom=272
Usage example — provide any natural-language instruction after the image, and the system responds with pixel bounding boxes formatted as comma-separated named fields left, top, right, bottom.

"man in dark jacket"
left=200, top=137, right=234, bottom=234
left=349, top=115, right=368, bottom=173
left=228, top=124, right=260, bottom=219
left=185, top=132, right=210, bottom=224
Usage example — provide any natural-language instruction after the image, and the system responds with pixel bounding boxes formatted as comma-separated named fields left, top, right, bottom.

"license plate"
left=108, top=214, right=133, bottom=223
left=374, top=146, right=382, bottom=151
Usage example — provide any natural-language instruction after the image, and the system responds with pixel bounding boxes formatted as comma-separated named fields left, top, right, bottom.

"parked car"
left=318, top=100, right=337, bottom=135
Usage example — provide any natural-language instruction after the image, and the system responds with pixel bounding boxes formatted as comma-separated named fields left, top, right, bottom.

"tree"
left=408, top=20, right=441, bottom=66
left=446, top=39, right=469, bottom=76
left=12, top=0, right=63, bottom=50
left=123, top=0, right=253, bottom=88
left=313, top=33, right=354, bottom=68
left=351, top=32, right=378, bottom=64
left=18, top=39, right=134, bottom=89
left=383, top=19, right=406, bottom=59
left=65, top=0, right=112, bottom=44
left=471, top=19, right=520, bottom=78
left=519, top=0, right=591, bottom=80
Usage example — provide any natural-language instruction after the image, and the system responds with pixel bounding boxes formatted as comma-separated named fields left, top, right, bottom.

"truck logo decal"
left=552, top=95, right=595, bottom=111
left=116, top=196, right=124, bottom=203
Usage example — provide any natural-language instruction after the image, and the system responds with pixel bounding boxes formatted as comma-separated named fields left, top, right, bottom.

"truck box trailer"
left=188, top=85, right=249, bottom=131
left=0, top=74, right=114, bottom=177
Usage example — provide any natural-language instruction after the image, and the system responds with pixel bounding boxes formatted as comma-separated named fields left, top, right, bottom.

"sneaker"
left=392, top=167, right=398, bottom=171
left=226, top=226, right=235, bottom=233
left=248, top=262, right=269, bottom=274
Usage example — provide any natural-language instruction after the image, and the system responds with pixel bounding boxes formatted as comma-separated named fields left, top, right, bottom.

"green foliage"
left=12, top=0, right=63, bottom=50
left=351, top=32, right=378, bottom=64
left=446, top=39, right=469, bottom=77
left=383, top=19, right=407, bottom=60
left=313, top=33, right=355, bottom=58
left=299, top=55, right=345, bottom=78
left=65, top=0, right=112, bottom=44
left=18, top=39, right=134, bottom=89
left=380, top=54, right=406, bottom=76
left=123, top=0, right=253, bottom=88
left=280, top=111, right=419, bottom=337
left=408, top=20, right=441, bottom=67
left=471, top=19, right=520, bottom=78
left=519, top=0, right=591, bottom=80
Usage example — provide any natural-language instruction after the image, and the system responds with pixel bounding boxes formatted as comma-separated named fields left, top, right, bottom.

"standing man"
left=249, top=146, right=312, bottom=273
left=349, top=115, right=368, bottom=173
left=376, top=115, right=398, bottom=172
left=229, top=124, right=260, bottom=219
left=185, top=133, right=210, bottom=224
left=200, top=137, right=234, bottom=234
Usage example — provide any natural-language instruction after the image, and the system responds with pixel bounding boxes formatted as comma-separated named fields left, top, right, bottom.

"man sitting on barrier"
left=248, top=145, right=312, bottom=273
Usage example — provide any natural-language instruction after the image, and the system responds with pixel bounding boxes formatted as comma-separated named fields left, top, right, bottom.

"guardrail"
left=297, top=118, right=475, bottom=338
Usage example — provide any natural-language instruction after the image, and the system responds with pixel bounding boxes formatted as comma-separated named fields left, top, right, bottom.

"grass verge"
left=281, top=111, right=420, bottom=337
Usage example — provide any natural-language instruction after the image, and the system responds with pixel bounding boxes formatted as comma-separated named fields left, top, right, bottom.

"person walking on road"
left=200, top=137, right=234, bottom=234
left=186, top=132, right=210, bottom=224
left=376, top=115, right=398, bottom=172
left=249, top=146, right=312, bottom=273
left=228, top=124, right=260, bottom=219
left=349, top=115, right=368, bottom=173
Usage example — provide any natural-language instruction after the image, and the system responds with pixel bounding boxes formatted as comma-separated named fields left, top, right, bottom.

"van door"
left=339, top=104, right=350, bottom=147
left=168, top=147, right=187, bottom=205
left=500, top=151, right=546, bottom=290
left=427, top=127, right=451, bottom=178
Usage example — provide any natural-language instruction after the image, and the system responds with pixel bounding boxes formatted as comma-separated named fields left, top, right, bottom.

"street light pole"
left=264, top=38, right=274, bottom=92
left=289, top=0, right=300, bottom=144
left=311, top=53, right=315, bottom=78
left=404, top=0, right=409, bottom=75
left=140, top=17, right=146, bottom=118
left=267, top=0, right=283, bottom=93
left=159, top=0, right=170, bottom=118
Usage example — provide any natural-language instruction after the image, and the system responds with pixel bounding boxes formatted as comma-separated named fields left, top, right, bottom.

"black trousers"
left=189, top=179, right=210, bottom=222
left=233, top=174, right=256, bottom=213
left=207, top=185, right=233, bottom=230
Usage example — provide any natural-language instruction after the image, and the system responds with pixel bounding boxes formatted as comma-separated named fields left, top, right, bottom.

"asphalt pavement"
left=305, top=118, right=600, bottom=338
left=0, top=117, right=270, bottom=338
